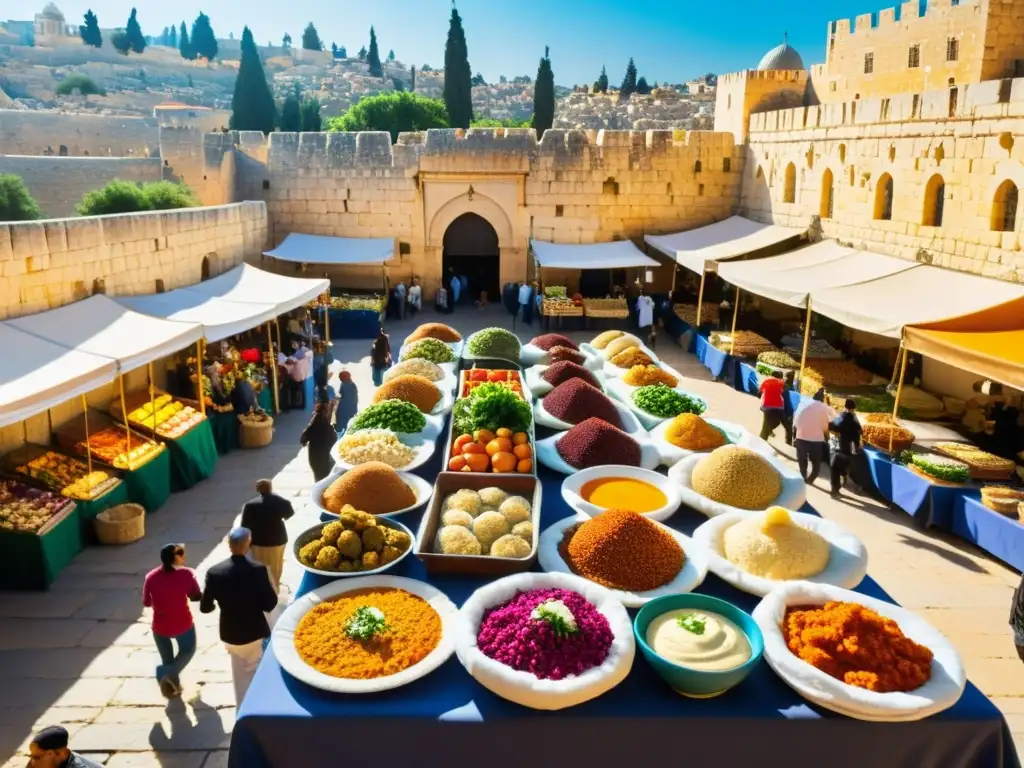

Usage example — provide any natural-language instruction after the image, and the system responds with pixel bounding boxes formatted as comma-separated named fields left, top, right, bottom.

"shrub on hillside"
left=328, top=92, right=448, bottom=143
left=141, top=180, right=200, bottom=210
left=55, top=73, right=106, bottom=97
left=76, top=180, right=198, bottom=217
left=0, top=175, right=43, bottom=222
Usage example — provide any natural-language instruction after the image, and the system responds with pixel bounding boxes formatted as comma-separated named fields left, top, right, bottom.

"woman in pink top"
left=143, top=543, right=202, bottom=698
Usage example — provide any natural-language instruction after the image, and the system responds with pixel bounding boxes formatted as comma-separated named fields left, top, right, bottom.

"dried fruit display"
left=12, top=450, right=120, bottom=500
left=0, top=480, right=73, bottom=534
left=583, top=298, right=629, bottom=319
left=861, top=421, right=915, bottom=453
left=127, top=394, right=205, bottom=440
left=934, top=442, right=1015, bottom=480
left=800, top=359, right=873, bottom=394
left=710, top=330, right=775, bottom=357
left=673, top=303, right=720, bottom=326
left=75, top=428, right=163, bottom=470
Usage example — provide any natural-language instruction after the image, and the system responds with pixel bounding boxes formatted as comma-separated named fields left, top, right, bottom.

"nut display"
left=75, top=428, right=163, bottom=470
left=13, top=450, right=120, bottom=500
left=0, top=480, right=72, bottom=534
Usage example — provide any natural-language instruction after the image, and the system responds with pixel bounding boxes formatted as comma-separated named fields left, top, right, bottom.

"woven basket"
left=94, top=503, right=145, bottom=545
left=982, top=487, right=1024, bottom=516
left=239, top=416, right=274, bottom=449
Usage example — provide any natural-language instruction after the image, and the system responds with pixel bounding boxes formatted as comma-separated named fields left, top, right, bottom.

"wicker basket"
left=239, top=416, right=274, bottom=448
left=982, top=487, right=1024, bottom=516
left=94, top=503, right=145, bottom=545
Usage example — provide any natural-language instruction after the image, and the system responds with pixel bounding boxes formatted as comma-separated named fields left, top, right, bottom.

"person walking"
left=334, top=370, right=359, bottom=436
left=792, top=387, right=832, bottom=484
left=758, top=370, right=792, bottom=443
left=28, top=725, right=103, bottom=768
left=1009, top=571, right=1024, bottom=662
left=518, top=280, right=534, bottom=325
left=407, top=277, right=422, bottom=317
left=200, top=527, right=278, bottom=706
left=394, top=280, right=407, bottom=321
left=448, top=269, right=460, bottom=313
left=370, top=327, right=391, bottom=387
left=636, top=288, right=655, bottom=338
left=142, top=543, right=201, bottom=698
left=240, top=479, right=294, bottom=594
left=828, top=398, right=863, bottom=496
left=300, top=399, right=337, bottom=482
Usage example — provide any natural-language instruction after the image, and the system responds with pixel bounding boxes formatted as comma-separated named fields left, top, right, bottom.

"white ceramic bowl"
left=648, top=417, right=751, bottom=468
left=332, top=430, right=436, bottom=473
left=533, top=395, right=645, bottom=435
left=561, top=465, right=683, bottom=523
left=525, top=364, right=607, bottom=398
left=538, top=515, right=708, bottom=608
left=291, top=517, right=417, bottom=578
left=601, top=344, right=661, bottom=378
left=430, top=388, right=454, bottom=417
left=752, top=582, right=966, bottom=721
left=345, top=411, right=445, bottom=441
left=454, top=571, right=634, bottom=710
left=668, top=450, right=806, bottom=518
left=692, top=510, right=868, bottom=597
left=535, top=431, right=661, bottom=475
left=311, top=467, right=434, bottom=519
left=273, top=575, right=458, bottom=694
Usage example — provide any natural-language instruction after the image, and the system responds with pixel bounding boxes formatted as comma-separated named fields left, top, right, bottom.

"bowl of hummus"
left=633, top=593, right=763, bottom=698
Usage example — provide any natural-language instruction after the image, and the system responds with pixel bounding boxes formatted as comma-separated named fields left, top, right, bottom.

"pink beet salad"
left=476, top=588, right=613, bottom=680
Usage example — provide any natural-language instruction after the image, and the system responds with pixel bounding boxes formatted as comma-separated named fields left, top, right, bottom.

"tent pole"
left=889, top=344, right=903, bottom=389
left=196, top=339, right=206, bottom=416
left=147, top=363, right=157, bottom=435
left=798, top=300, right=813, bottom=393
left=323, top=301, right=331, bottom=343
left=695, top=271, right=706, bottom=329
left=275, top=318, right=283, bottom=359
left=81, top=395, right=93, bottom=476
left=889, top=342, right=909, bottom=452
left=730, top=286, right=740, bottom=355
left=118, top=373, right=133, bottom=472
left=267, top=323, right=280, bottom=415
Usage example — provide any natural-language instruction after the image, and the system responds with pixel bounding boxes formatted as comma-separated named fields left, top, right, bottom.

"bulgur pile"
left=610, top=347, right=655, bottom=369
left=691, top=445, right=781, bottom=510
left=405, top=323, right=462, bottom=344
left=663, top=414, right=727, bottom=451
left=623, top=364, right=678, bottom=388
left=372, top=374, right=442, bottom=413
left=322, top=462, right=417, bottom=515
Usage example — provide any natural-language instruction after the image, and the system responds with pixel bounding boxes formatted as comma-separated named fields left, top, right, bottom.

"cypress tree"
left=331, top=42, right=338, bottom=58
left=597, top=65, right=609, bottom=93
left=338, top=45, right=347, bottom=58
left=358, top=46, right=367, bottom=60
left=301, top=22, right=322, bottom=51
left=387, top=49, right=395, bottom=61
left=179, top=22, right=193, bottom=60
left=410, top=65, right=416, bottom=92
left=229, top=27, right=277, bottom=133
left=169, top=24, right=177, bottom=48
left=300, top=98, right=322, bottom=131
left=443, top=7, right=473, bottom=128
left=531, top=46, right=554, bottom=139
left=620, top=57, right=637, bottom=98
left=190, top=12, right=218, bottom=61
left=79, top=10, right=102, bottom=48
left=279, top=95, right=301, bottom=131
left=636, top=76, right=651, bottom=95
left=282, top=33, right=292, bottom=50
left=125, top=8, right=146, bottom=54
left=367, top=26, right=383, bottom=77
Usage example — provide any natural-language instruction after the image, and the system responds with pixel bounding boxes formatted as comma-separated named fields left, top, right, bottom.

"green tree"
left=77, top=180, right=198, bottom=216
left=190, top=12, right=218, bottom=60
left=471, top=117, right=530, bottom=128
left=471, top=72, right=485, bottom=87
left=79, top=10, right=102, bottom=48
left=443, top=7, right=473, bottom=128
left=367, top=27, right=383, bottom=77
left=329, top=92, right=448, bottom=143
left=300, top=98, right=322, bottom=131
left=141, top=180, right=199, bottom=210
left=301, top=22, right=322, bottom=51
left=597, top=65, right=609, bottom=93
left=229, top=27, right=277, bottom=133
left=279, top=94, right=301, bottom=131
left=331, top=42, right=338, bottom=57
left=392, top=77, right=405, bottom=92
left=620, top=57, right=637, bottom=98
left=358, top=46, right=367, bottom=60
left=0, top=175, right=42, bottom=222
left=387, top=49, right=395, bottom=61
left=179, top=22, right=193, bottom=60
left=111, top=29, right=130, bottom=55
left=169, top=24, right=177, bottom=48
left=55, top=73, right=105, bottom=96
left=282, top=33, right=291, bottom=50
left=410, top=65, right=416, bottom=91
left=338, top=45, right=347, bottom=58
left=125, top=8, right=146, bottom=54
left=531, top=46, right=555, bottom=139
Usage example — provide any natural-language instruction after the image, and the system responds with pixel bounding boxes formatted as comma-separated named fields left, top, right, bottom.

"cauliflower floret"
left=320, top=521, right=345, bottom=546
left=441, top=509, right=474, bottom=529
left=478, top=487, right=508, bottom=508
left=490, top=534, right=532, bottom=559
left=436, top=525, right=482, bottom=555
left=511, top=521, right=534, bottom=542
left=444, top=489, right=483, bottom=517
left=472, top=511, right=509, bottom=552
left=498, top=496, right=532, bottom=526
left=298, top=540, right=323, bottom=565
left=314, top=545, right=341, bottom=570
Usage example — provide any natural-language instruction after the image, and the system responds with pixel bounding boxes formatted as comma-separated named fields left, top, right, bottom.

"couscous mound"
left=691, top=445, right=782, bottom=510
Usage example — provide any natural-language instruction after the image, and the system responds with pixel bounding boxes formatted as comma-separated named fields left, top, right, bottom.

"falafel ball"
left=381, top=545, right=403, bottom=565
left=361, top=551, right=380, bottom=570
left=362, top=526, right=386, bottom=553
left=314, top=545, right=341, bottom=570
left=320, top=521, right=345, bottom=546
left=384, top=527, right=412, bottom=550
left=336, top=530, right=362, bottom=560
left=298, top=539, right=323, bottom=565
left=340, top=507, right=377, bottom=531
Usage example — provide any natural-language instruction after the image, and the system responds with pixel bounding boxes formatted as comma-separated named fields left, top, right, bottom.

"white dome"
left=39, top=3, right=65, bottom=21
left=757, top=35, right=805, bottom=71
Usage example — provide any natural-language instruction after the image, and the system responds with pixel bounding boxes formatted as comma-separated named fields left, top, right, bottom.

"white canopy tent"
left=181, top=263, right=329, bottom=317
left=0, top=325, right=118, bottom=429
left=263, top=233, right=395, bottom=265
left=644, top=216, right=805, bottom=275
left=531, top=240, right=659, bottom=269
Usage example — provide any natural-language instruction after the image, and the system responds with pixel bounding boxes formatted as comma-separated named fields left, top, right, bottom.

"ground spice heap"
left=783, top=601, right=933, bottom=693
left=542, top=361, right=601, bottom=391
left=548, top=346, right=585, bottom=365
left=372, top=374, right=442, bottom=413
left=557, top=418, right=640, bottom=469
left=294, top=587, right=442, bottom=679
left=623, top=364, right=678, bottom=388
left=561, top=509, right=684, bottom=591
left=664, top=413, right=727, bottom=451
left=610, top=348, right=655, bottom=369
left=322, top=461, right=416, bottom=515
left=530, top=333, right=579, bottom=352
left=544, top=379, right=622, bottom=427
left=406, top=323, right=462, bottom=343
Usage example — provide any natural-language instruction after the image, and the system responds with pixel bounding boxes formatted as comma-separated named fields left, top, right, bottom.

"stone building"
left=32, top=3, right=73, bottom=44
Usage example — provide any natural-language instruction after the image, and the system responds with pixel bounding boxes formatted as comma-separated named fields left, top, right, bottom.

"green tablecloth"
left=76, top=481, right=131, bottom=544
left=167, top=420, right=218, bottom=492
left=208, top=410, right=239, bottom=455
left=258, top=388, right=273, bottom=413
left=0, top=506, right=83, bottom=591
left=124, top=448, right=171, bottom=513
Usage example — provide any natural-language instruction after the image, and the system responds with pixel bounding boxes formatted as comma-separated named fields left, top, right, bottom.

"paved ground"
left=1, top=305, right=1022, bottom=767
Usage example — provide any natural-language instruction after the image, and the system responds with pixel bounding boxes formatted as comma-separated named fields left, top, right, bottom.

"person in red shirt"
left=143, top=543, right=202, bottom=698
left=758, top=370, right=793, bottom=443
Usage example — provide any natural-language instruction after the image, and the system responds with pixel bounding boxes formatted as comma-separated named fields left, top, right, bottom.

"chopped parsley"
left=531, top=599, right=579, bottom=638
left=345, top=606, right=389, bottom=640
left=677, top=614, right=707, bottom=635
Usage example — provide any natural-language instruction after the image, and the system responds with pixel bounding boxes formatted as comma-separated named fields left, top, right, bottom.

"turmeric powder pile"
left=623, top=364, right=678, bottom=388
left=663, top=413, right=727, bottom=451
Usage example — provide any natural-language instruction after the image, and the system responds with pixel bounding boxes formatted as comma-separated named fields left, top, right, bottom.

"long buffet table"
left=231, top=453, right=1018, bottom=768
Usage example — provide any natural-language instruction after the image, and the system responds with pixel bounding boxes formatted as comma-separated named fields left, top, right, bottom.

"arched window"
left=201, top=256, right=211, bottom=281
left=820, top=169, right=835, bottom=219
left=992, top=180, right=1019, bottom=232
left=874, top=173, right=894, bottom=221
left=783, top=162, right=796, bottom=204
left=923, top=174, right=945, bottom=227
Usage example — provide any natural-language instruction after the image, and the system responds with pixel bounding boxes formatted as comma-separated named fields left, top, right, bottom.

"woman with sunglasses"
left=143, top=543, right=202, bottom=697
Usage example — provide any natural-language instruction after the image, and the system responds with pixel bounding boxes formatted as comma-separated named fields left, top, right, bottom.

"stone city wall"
left=741, top=75, right=1024, bottom=280
left=0, top=155, right=163, bottom=218
left=0, top=109, right=160, bottom=157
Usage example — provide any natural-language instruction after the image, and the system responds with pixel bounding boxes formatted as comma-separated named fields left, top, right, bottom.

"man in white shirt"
left=636, top=290, right=655, bottom=332
left=407, top=277, right=422, bottom=316
left=792, top=387, right=833, bottom=483
left=518, top=281, right=534, bottom=325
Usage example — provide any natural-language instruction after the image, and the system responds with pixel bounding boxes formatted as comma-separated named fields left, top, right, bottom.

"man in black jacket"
left=200, top=527, right=278, bottom=706
left=240, top=479, right=294, bottom=593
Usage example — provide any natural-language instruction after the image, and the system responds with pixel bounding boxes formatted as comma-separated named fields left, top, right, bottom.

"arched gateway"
left=442, top=212, right=501, bottom=301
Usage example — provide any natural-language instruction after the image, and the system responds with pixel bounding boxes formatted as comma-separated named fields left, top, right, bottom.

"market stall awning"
left=263, top=233, right=394, bottom=265
left=716, top=241, right=916, bottom=309
left=0, top=324, right=118, bottom=428
left=116, top=292, right=280, bottom=344
left=810, top=266, right=1024, bottom=339
left=644, top=216, right=805, bottom=275
left=531, top=240, right=659, bottom=269
left=7, top=295, right=202, bottom=375
left=188, top=264, right=329, bottom=315
left=904, top=296, right=1024, bottom=391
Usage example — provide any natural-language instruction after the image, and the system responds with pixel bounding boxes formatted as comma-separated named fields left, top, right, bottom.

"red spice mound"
left=542, top=360, right=600, bottom=390
left=544, top=379, right=622, bottom=428
left=549, top=346, right=585, bottom=365
left=530, top=333, right=579, bottom=352
left=783, top=601, right=933, bottom=693
left=557, top=417, right=640, bottom=469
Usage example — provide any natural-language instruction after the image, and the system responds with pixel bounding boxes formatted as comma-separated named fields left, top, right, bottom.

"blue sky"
left=58, top=1, right=899, bottom=85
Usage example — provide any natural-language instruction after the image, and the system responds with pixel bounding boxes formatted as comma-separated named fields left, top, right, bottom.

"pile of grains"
left=384, top=359, right=446, bottom=383
left=542, top=361, right=600, bottom=390
left=610, top=348, right=655, bottom=369
left=691, top=445, right=781, bottom=510
left=402, top=338, right=457, bottom=364
left=530, top=333, right=579, bottom=352
left=623, top=364, right=678, bottom=388
left=548, top=346, right=585, bottom=365
left=294, top=587, right=442, bottom=679
left=543, top=379, right=622, bottom=427
left=591, top=331, right=625, bottom=350
left=663, top=414, right=727, bottom=451
left=557, top=418, right=640, bottom=469
left=372, top=374, right=442, bottom=413
left=476, top=587, right=614, bottom=680
left=561, top=509, right=684, bottom=591
left=405, top=323, right=462, bottom=344
left=336, top=429, right=416, bottom=468
left=603, top=335, right=641, bottom=359
left=322, top=462, right=417, bottom=515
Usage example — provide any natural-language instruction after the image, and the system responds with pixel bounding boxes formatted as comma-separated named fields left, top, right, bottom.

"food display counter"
left=0, top=480, right=81, bottom=591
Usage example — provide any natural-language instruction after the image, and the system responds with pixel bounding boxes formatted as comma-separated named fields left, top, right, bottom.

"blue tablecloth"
left=862, top=447, right=980, bottom=528
left=953, top=495, right=1024, bottom=573
left=327, top=309, right=381, bottom=339
left=693, top=334, right=730, bottom=379
left=231, top=457, right=1018, bottom=768
left=737, top=361, right=762, bottom=396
